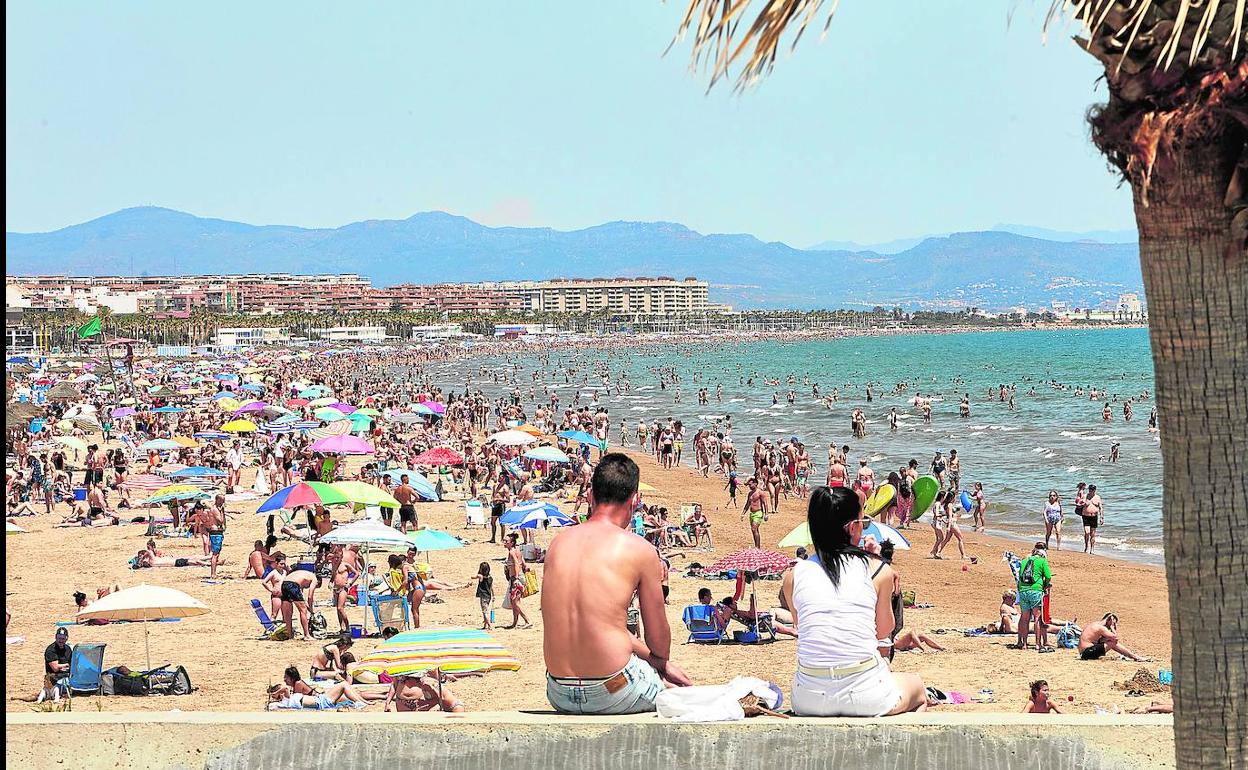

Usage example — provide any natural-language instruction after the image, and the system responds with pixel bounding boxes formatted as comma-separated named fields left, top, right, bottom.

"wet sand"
left=5, top=443, right=1171, bottom=715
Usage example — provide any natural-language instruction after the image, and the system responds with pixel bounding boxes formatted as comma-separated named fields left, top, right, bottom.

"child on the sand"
left=1024, top=680, right=1061, bottom=713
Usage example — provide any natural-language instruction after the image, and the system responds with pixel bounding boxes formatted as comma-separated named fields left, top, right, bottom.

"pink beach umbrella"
left=310, top=434, right=375, bottom=455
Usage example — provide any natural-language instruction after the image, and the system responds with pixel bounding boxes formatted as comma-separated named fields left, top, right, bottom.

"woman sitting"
left=782, top=486, right=929, bottom=716
left=383, top=671, right=466, bottom=712
left=309, top=634, right=354, bottom=681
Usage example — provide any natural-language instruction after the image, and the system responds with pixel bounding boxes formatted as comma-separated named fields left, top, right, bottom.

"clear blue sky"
left=5, top=1, right=1134, bottom=247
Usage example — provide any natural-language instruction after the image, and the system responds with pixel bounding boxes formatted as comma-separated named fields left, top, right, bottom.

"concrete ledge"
left=6, top=712, right=1175, bottom=770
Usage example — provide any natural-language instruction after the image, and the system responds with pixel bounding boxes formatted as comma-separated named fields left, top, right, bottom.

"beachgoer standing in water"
left=542, top=454, right=691, bottom=714
left=1082, top=485, right=1104, bottom=554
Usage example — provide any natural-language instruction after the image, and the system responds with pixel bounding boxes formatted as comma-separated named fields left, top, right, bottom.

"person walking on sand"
left=503, top=534, right=531, bottom=629
left=742, top=477, right=768, bottom=548
left=1010, top=543, right=1053, bottom=653
left=1041, top=490, right=1063, bottom=551
left=542, top=453, right=692, bottom=714
left=1082, top=485, right=1104, bottom=554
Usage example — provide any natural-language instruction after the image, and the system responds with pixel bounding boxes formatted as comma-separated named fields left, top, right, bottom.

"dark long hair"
left=807, top=486, right=868, bottom=588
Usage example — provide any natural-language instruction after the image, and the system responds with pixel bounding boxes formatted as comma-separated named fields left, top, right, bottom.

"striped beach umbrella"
left=704, top=548, right=792, bottom=576
left=347, top=627, right=520, bottom=678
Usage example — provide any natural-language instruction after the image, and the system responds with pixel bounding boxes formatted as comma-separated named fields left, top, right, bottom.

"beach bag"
left=115, top=665, right=192, bottom=696
left=309, top=612, right=329, bottom=639
left=1056, top=623, right=1082, bottom=649
left=523, top=570, right=540, bottom=597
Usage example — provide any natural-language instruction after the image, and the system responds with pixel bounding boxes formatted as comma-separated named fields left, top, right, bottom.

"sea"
left=431, top=328, right=1163, bottom=565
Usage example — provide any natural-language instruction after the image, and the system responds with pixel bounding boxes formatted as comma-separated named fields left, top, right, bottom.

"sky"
left=5, top=1, right=1135, bottom=247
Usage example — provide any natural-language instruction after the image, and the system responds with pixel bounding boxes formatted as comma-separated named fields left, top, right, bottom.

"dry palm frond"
left=672, top=1, right=1245, bottom=94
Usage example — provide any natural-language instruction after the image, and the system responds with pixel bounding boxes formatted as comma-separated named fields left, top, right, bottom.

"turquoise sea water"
left=437, top=328, right=1163, bottom=564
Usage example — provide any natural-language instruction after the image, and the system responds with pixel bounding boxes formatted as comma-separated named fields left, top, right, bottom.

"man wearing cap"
left=45, top=628, right=72, bottom=682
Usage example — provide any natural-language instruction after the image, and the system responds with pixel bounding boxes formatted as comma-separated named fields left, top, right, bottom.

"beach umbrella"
left=121, top=474, right=171, bottom=495
left=257, top=481, right=350, bottom=513
left=348, top=412, right=375, bottom=431
left=140, top=439, right=181, bottom=452
left=319, top=518, right=412, bottom=549
left=407, top=528, right=463, bottom=553
left=409, top=404, right=436, bottom=417
left=193, top=431, right=231, bottom=441
left=76, top=584, right=210, bottom=671
left=308, top=396, right=338, bottom=408
left=212, top=391, right=235, bottom=400
left=314, top=407, right=349, bottom=422
left=171, top=436, right=200, bottom=449
left=45, top=383, right=80, bottom=401
left=216, top=398, right=241, bottom=412
left=490, top=429, right=539, bottom=447
left=144, top=484, right=212, bottom=504
left=310, top=434, right=374, bottom=455
left=54, top=436, right=89, bottom=455
left=306, top=420, right=351, bottom=440
left=324, top=402, right=356, bottom=414
left=151, top=406, right=185, bottom=414
left=778, top=520, right=913, bottom=552
left=500, top=500, right=569, bottom=527
left=285, top=398, right=310, bottom=408
left=73, top=373, right=98, bottom=384
left=515, top=424, right=544, bottom=436
left=7, top=520, right=26, bottom=535
left=523, top=446, right=571, bottom=463
left=557, top=430, right=604, bottom=450
left=240, top=382, right=265, bottom=393
left=111, top=406, right=137, bottom=418
left=233, top=401, right=268, bottom=415
left=705, top=548, right=792, bottom=576
left=379, top=469, right=439, bottom=502
left=355, top=408, right=382, bottom=417
left=419, top=400, right=446, bottom=414
left=412, top=447, right=464, bottom=466
left=8, top=402, right=43, bottom=419
left=390, top=413, right=424, bottom=425
left=169, top=466, right=227, bottom=479
left=347, top=627, right=520, bottom=682
left=221, top=419, right=257, bottom=433
left=330, top=481, right=399, bottom=509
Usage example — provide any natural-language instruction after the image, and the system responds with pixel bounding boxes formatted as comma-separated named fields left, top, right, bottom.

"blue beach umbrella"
left=380, top=469, right=440, bottom=501
left=500, top=500, right=573, bottom=528
left=169, top=466, right=227, bottom=478
left=557, top=430, right=604, bottom=450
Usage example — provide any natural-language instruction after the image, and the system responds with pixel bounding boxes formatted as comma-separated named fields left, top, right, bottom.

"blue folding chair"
left=68, top=643, right=106, bottom=694
left=250, top=599, right=278, bottom=635
left=682, top=604, right=728, bottom=644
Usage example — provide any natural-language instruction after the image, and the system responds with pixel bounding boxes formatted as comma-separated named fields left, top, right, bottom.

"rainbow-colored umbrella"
left=257, top=481, right=350, bottom=512
left=347, top=627, right=520, bottom=678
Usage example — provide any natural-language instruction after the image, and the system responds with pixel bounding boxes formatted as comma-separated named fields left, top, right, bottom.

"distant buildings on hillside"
left=4, top=274, right=725, bottom=317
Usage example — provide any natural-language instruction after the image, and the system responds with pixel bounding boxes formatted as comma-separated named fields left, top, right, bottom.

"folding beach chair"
left=362, top=590, right=411, bottom=632
left=682, top=605, right=728, bottom=644
left=68, top=642, right=106, bottom=695
left=250, top=599, right=278, bottom=635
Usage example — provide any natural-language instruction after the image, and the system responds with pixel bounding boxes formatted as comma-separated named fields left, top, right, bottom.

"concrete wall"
left=6, top=712, right=1174, bottom=770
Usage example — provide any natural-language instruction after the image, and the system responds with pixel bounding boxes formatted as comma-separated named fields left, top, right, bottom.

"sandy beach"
left=5, top=439, right=1171, bottom=716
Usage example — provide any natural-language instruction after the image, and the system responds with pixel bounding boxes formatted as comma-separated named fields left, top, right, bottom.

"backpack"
left=1019, top=557, right=1035, bottom=586
left=309, top=612, right=329, bottom=639
left=1056, top=623, right=1082, bottom=649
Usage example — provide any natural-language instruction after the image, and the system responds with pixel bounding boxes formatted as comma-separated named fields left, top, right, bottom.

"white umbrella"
left=75, top=584, right=210, bottom=670
left=320, top=519, right=413, bottom=633
left=6, top=520, right=27, bottom=534
left=489, top=429, right=539, bottom=447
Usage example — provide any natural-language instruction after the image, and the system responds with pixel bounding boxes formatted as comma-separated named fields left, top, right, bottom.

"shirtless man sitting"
left=542, top=453, right=691, bottom=714
left=1079, top=613, right=1148, bottom=661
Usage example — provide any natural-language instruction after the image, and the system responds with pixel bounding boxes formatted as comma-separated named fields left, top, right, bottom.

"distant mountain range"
left=5, top=207, right=1143, bottom=311
left=808, top=224, right=1138, bottom=254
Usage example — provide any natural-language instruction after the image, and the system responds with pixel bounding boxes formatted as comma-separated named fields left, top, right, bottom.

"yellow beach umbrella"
left=76, top=584, right=209, bottom=670
left=221, top=419, right=257, bottom=433
left=217, top=398, right=241, bottom=412
left=172, top=436, right=200, bottom=448
left=54, top=436, right=88, bottom=454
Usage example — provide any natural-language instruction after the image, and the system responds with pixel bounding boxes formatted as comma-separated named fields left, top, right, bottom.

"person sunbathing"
left=383, top=672, right=465, bottom=712
left=309, top=635, right=354, bottom=680
left=893, top=629, right=946, bottom=653
left=55, top=503, right=119, bottom=527
left=719, top=596, right=798, bottom=638
left=133, top=550, right=213, bottom=568
left=1079, top=613, right=1149, bottom=661
left=1129, top=699, right=1173, bottom=714
left=266, top=681, right=371, bottom=711
left=283, top=666, right=315, bottom=696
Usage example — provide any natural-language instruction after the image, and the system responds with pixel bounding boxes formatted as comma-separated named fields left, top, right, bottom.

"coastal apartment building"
left=6, top=274, right=719, bottom=317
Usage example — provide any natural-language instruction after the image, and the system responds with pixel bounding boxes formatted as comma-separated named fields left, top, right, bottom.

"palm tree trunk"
left=1134, top=131, right=1246, bottom=770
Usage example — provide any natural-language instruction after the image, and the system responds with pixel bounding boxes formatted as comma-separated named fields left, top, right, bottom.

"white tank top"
left=793, top=556, right=879, bottom=667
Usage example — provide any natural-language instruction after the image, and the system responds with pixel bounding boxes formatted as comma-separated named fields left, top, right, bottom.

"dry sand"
left=5, top=444, right=1171, bottom=715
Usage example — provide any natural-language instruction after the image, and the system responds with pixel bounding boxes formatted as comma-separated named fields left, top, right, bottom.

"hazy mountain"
left=6, top=207, right=1143, bottom=310
left=808, top=224, right=1137, bottom=253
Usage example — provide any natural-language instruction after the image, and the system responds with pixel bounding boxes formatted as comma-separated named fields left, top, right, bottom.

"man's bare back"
left=542, top=520, right=659, bottom=678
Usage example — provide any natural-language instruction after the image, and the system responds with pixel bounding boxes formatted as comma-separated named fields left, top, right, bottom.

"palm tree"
left=669, top=2, right=1243, bottom=766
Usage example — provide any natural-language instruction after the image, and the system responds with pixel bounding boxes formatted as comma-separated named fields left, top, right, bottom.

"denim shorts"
left=546, top=654, right=663, bottom=715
